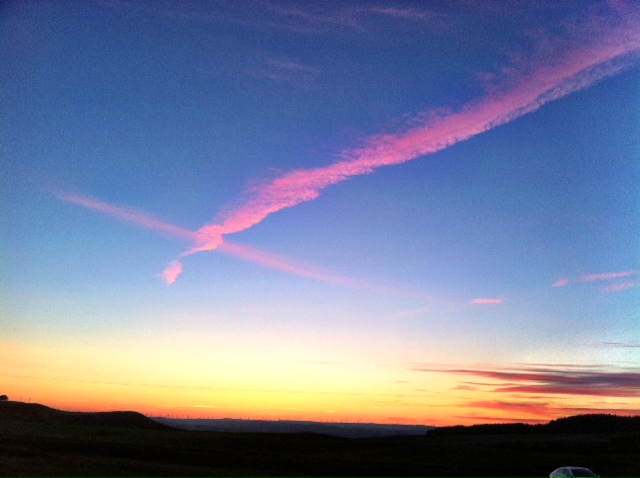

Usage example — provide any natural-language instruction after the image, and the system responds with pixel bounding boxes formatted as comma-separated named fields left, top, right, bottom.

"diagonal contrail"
left=58, top=193, right=199, bottom=242
left=164, top=9, right=639, bottom=283
left=58, top=192, right=425, bottom=295
left=57, top=193, right=347, bottom=283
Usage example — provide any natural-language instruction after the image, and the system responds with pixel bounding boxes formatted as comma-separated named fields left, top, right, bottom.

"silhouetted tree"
left=0, top=395, right=8, bottom=401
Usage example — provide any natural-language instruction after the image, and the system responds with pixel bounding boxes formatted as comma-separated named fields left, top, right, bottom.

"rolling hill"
left=0, top=400, right=172, bottom=430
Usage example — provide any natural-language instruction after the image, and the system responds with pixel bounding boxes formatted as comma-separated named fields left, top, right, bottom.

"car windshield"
left=570, top=468, right=597, bottom=477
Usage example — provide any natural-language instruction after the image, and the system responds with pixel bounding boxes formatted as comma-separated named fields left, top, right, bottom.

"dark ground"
left=1, top=402, right=638, bottom=476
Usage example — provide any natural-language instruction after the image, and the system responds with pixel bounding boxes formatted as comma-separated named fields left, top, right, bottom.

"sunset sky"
left=2, top=0, right=639, bottom=426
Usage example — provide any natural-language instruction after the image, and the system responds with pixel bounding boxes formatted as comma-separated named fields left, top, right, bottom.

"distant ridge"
left=430, top=414, right=640, bottom=436
left=153, top=417, right=433, bottom=438
left=3, top=402, right=637, bottom=438
left=0, top=401, right=173, bottom=430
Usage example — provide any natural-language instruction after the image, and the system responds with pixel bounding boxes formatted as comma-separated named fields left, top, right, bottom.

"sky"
left=1, top=0, right=639, bottom=426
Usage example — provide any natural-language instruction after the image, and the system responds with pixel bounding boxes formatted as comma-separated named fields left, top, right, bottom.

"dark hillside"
left=430, top=413, right=640, bottom=436
left=0, top=401, right=172, bottom=430
left=1, top=403, right=639, bottom=476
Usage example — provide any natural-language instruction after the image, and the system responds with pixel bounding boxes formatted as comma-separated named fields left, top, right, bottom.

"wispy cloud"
left=583, top=270, right=639, bottom=282
left=594, top=341, right=640, bottom=349
left=551, top=270, right=640, bottom=291
left=368, top=6, right=436, bottom=21
left=552, top=278, right=570, bottom=288
left=366, top=6, right=448, bottom=29
left=248, top=57, right=321, bottom=88
left=163, top=7, right=639, bottom=283
left=600, top=280, right=640, bottom=293
left=262, top=2, right=451, bottom=35
left=471, top=298, right=504, bottom=305
left=102, top=1, right=447, bottom=36
left=160, top=261, right=183, bottom=285
left=261, top=2, right=365, bottom=34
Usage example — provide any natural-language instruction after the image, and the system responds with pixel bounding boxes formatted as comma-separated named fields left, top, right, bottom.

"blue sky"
left=2, top=0, right=639, bottom=424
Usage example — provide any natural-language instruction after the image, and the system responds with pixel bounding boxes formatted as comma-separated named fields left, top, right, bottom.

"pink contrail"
left=58, top=193, right=198, bottom=242
left=164, top=8, right=639, bottom=283
left=219, top=241, right=431, bottom=298
left=58, top=192, right=401, bottom=291
left=218, top=241, right=359, bottom=287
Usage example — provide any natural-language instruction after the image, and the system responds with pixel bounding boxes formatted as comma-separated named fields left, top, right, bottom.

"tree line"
left=429, top=414, right=640, bottom=436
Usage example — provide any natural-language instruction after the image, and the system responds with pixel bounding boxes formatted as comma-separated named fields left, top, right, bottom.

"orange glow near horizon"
left=3, top=341, right=637, bottom=427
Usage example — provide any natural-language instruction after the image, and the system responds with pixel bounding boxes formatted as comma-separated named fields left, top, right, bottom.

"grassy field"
left=1, top=403, right=638, bottom=476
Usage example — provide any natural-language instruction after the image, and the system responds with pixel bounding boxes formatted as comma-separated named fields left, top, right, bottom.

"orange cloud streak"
left=465, top=400, right=640, bottom=421
left=414, top=364, right=640, bottom=399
